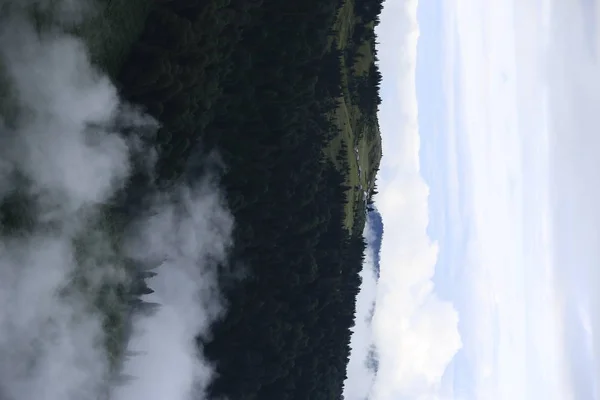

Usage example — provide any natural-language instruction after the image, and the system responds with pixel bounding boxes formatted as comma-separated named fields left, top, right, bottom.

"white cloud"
left=449, top=2, right=529, bottom=397
left=546, top=0, right=600, bottom=398
left=343, top=224, right=378, bottom=400
left=443, top=0, right=587, bottom=398
left=112, top=182, right=232, bottom=400
left=365, top=1, right=462, bottom=399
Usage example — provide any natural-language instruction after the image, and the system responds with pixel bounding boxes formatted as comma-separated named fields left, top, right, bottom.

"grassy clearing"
left=326, top=0, right=382, bottom=232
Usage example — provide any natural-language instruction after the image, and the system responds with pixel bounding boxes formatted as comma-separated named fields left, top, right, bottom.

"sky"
left=346, top=0, right=600, bottom=399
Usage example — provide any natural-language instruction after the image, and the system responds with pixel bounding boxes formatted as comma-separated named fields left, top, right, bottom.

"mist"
left=342, top=222, right=378, bottom=400
left=112, top=182, right=232, bottom=400
left=0, top=4, right=232, bottom=400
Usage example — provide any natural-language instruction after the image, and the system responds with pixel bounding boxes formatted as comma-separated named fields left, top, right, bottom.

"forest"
left=0, top=0, right=385, bottom=398
left=112, top=0, right=385, bottom=398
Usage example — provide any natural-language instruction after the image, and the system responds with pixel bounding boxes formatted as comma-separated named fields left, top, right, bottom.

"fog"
left=112, top=182, right=232, bottom=400
left=343, top=221, right=378, bottom=400
left=0, top=3, right=232, bottom=400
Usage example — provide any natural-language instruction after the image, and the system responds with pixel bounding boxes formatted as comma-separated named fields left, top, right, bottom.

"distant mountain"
left=367, top=209, right=383, bottom=280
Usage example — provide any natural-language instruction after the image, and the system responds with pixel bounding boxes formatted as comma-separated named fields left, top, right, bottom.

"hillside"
left=0, top=0, right=385, bottom=398
left=326, top=0, right=383, bottom=233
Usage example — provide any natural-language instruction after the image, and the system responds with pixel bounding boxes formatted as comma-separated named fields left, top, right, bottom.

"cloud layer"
left=546, top=0, right=600, bottom=398
left=343, top=220, right=379, bottom=400
left=438, top=0, right=600, bottom=398
left=359, top=1, right=462, bottom=399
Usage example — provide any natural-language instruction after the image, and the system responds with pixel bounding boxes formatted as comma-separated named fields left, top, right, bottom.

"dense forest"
left=109, top=0, right=385, bottom=398
left=0, top=0, right=384, bottom=397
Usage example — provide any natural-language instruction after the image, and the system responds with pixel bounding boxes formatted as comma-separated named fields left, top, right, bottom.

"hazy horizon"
left=346, top=0, right=600, bottom=398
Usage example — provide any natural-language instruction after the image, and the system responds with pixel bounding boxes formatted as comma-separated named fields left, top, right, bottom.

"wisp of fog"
left=0, top=4, right=232, bottom=400
left=112, top=182, right=232, bottom=400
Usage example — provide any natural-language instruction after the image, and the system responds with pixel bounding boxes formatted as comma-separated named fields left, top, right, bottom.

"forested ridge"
left=112, top=0, right=385, bottom=398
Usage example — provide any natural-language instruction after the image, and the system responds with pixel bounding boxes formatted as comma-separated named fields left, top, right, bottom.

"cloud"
left=363, top=0, right=462, bottom=398
left=545, top=0, right=600, bottom=398
left=440, top=0, right=600, bottom=398
left=112, top=182, right=232, bottom=400
left=0, top=3, right=232, bottom=400
left=343, top=222, right=379, bottom=400
left=444, top=0, right=544, bottom=398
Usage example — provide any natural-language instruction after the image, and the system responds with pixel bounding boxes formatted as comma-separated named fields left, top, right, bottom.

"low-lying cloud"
left=358, top=0, right=463, bottom=398
left=112, top=182, right=232, bottom=400
left=0, top=3, right=232, bottom=400
left=343, top=221, right=379, bottom=400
